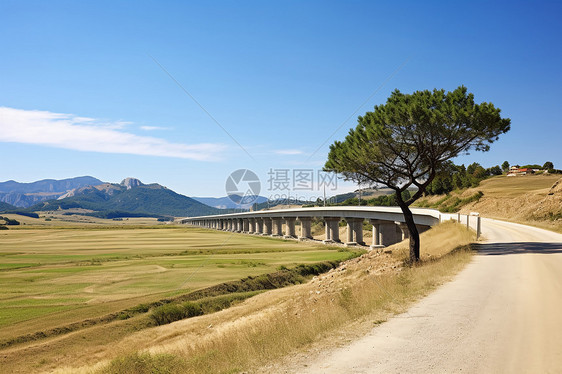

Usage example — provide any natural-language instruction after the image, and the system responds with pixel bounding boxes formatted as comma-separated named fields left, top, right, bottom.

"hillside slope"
left=0, top=201, right=16, bottom=212
left=417, top=174, right=562, bottom=232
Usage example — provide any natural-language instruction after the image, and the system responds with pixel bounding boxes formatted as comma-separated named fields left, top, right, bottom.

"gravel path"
left=284, top=218, right=562, bottom=373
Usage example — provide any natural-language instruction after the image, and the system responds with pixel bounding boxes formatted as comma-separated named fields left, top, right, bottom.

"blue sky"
left=1, top=0, right=560, bottom=198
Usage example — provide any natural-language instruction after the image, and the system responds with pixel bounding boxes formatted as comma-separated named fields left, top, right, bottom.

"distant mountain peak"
left=120, top=177, right=144, bottom=190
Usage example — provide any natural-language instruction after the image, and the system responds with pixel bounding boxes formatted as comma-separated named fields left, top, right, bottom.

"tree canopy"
left=325, top=86, right=510, bottom=263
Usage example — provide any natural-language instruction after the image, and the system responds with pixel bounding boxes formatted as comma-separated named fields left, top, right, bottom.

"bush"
left=150, top=303, right=187, bottom=325
left=157, top=217, right=174, bottom=222
left=182, top=301, right=203, bottom=317
left=2, top=217, right=20, bottom=225
left=4, top=211, right=39, bottom=219
left=0, top=225, right=8, bottom=230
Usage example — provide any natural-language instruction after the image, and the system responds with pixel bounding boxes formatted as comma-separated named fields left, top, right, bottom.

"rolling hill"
left=0, top=201, right=16, bottom=212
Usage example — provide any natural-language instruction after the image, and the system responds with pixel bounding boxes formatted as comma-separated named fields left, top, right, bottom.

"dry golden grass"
left=46, top=222, right=475, bottom=374
left=1, top=212, right=170, bottom=228
left=416, top=174, right=562, bottom=233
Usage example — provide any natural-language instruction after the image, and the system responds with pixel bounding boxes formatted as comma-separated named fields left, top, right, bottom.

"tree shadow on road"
left=474, top=242, right=562, bottom=256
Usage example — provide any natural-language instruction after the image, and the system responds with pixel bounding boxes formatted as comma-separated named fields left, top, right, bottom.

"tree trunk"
left=397, top=201, right=420, bottom=264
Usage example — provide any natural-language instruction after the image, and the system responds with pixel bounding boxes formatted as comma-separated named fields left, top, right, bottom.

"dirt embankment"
left=418, top=175, right=562, bottom=233
left=461, top=176, right=562, bottom=232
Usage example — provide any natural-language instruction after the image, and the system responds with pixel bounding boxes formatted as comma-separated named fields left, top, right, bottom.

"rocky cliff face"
left=0, top=176, right=104, bottom=208
left=120, top=178, right=144, bottom=190
left=0, top=192, right=64, bottom=207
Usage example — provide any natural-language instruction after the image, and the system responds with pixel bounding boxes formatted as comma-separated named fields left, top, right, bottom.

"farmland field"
left=0, top=224, right=356, bottom=342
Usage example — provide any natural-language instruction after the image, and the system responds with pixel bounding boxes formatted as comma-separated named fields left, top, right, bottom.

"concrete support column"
left=272, top=217, right=283, bottom=236
left=237, top=219, right=244, bottom=232
left=397, top=222, right=409, bottom=241
left=298, top=217, right=313, bottom=240
left=354, top=219, right=364, bottom=245
left=248, top=218, right=256, bottom=234
left=379, top=221, right=399, bottom=246
left=255, top=218, right=263, bottom=234
left=284, top=217, right=296, bottom=238
left=262, top=217, right=272, bottom=235
left=345, top=218, right=365, bottom=246
left=369, top=219, right=385, bottom=250
left=228, top=220, right=234, bottom=231
left=346, top=219, right=354, bottom=245
left=242, top=219, right=249, bottom=233
left=323, top=217, right=341, bottom=243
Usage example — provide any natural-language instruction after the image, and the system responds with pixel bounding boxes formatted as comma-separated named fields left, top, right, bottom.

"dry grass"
left=47, top=222, right=475, bottom=374
left=416, top=175, right=562, bottom=233
left=0, top=226, right=352, bottom=351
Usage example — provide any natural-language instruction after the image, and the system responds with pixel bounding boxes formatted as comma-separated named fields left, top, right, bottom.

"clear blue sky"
left=1, top=0, right=560, bottom=198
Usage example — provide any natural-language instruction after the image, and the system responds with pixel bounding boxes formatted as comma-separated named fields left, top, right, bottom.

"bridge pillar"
left=377, top=221, right=399, bottom=246
left=397, top=222, right=409, bottom=240
left=255, top=218, right=263, bottom=234
left=284, top=217, right=296, bottom=238
left=323, top=217, right=341, bottom=243
left=248, top=218, right=256, bottom=234
left=272, top=217, right=283, bottom=236
left=262, top=217, right=273, bottom=235
left=369, top=219, right=385, bottom=249
left=345, top=218, right=365, bottom=246
left=298, top=217, right=313, bottom=240
left=242, top=218, right=250, bottom=233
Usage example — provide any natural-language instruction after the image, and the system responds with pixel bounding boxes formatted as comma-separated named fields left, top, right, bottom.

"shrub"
left=182, top=301, right=203, bottom=317
left=150, top=304, right=187, bottom=325
left=2, top=218, right=20, bottom=225
left=5, top=211, right=39, bottom=218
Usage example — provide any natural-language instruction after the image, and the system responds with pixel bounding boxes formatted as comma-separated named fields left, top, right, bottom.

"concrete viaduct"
left=180, top=207, right=447, bottom=249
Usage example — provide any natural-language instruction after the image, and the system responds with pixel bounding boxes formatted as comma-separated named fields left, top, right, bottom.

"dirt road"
left=287, top=218, right=562, bottom=373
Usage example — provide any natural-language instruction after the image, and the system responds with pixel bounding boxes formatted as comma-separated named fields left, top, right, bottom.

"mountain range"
left=0, top=176, right=397, bottom=218
left=0, top=176, right=104, bottom=208
left=0, top=177, right=222, bottom=217
left=32, top=178, right=221, bottom=217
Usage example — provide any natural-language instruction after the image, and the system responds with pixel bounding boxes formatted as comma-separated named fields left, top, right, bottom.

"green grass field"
left=0, top=225, right=356, bottom=340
